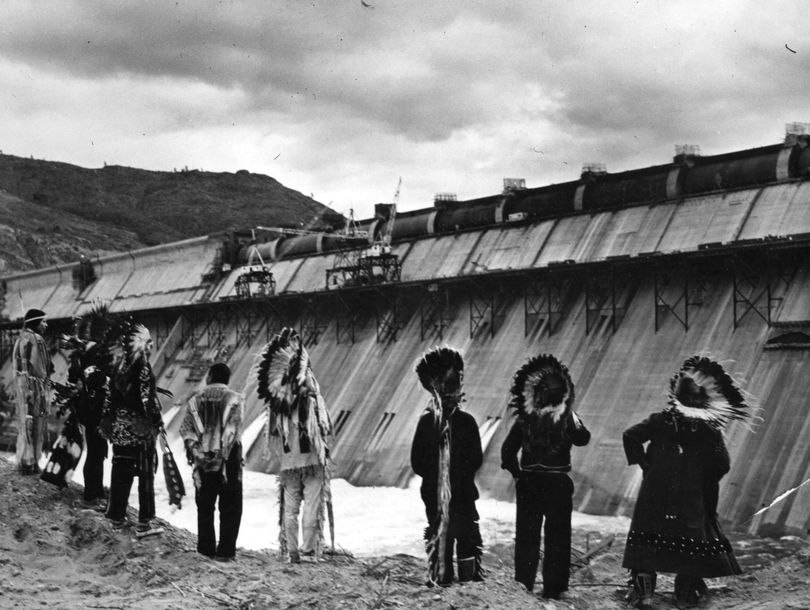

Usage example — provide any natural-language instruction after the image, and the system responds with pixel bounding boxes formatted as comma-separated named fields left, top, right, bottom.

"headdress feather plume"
left=667, top=355, right=756, bottom=429
left=256, top=327, right=299, bottom=414
left=110, top=316, right=153, bottom=384
left=78, top=303, right=118, bottom=374
left=254, top=327, right=331, bottom=463
left=414, top=346, right=464, bottom=394
left=508, top=354, right=574, bottom=422
left=53, top=304, right=119, bottom=426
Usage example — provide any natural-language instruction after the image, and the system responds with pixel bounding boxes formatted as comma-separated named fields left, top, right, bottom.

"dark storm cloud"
left=1, top=1, right=533, bottom=141
left=1, top=0, right=808, bottom=211
left=2, top=1, right=805, bottom=142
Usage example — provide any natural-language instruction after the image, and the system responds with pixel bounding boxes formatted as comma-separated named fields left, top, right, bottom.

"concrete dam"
left=2, top=136, right=810, bottom=538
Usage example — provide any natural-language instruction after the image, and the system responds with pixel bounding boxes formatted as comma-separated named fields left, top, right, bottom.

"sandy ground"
left=1, top=458, right=809, bottom=610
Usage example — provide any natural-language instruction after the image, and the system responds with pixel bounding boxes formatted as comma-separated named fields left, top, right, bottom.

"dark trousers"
left=196, top=449, right=243, bottom=558
left=106, top=441, right=156, bottom=523
left=83, top=429, right=108, bottom=502
left=425, top=501, right=482, bottom=583
left=514, top=472, right=574, bottom=597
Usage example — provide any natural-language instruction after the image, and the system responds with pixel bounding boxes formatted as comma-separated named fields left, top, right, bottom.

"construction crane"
left=230, top=226, right=313, bottom=298
left=383, top=177, right=401, bottom=247
left=325, top=179, right=402, bottom=290
left=234, top=244, right=275, bottom=299
left=229, top=211, right=374, bottom=298
left=341, top=208, right=369, bottom=240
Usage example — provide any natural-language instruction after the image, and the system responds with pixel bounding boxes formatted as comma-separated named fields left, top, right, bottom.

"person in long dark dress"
left=622, top=355, right=754, bottom=609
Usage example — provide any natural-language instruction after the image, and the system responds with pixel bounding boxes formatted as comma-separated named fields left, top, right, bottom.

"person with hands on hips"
left=621, top=355, right=753, bottom=610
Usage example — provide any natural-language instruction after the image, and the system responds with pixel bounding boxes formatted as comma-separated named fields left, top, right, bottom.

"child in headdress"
left=411, top=346, right=484, bottom=586
left=500, top=354, right=590, bottom=599
left=622, top=355, right=752, bottom=609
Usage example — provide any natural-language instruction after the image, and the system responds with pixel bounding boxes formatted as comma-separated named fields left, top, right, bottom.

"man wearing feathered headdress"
left=500, top=354, right=590, bottom=599
left=622, top=355, right=752, bottom=609
left=13, top=308, right=53, bottom=475
left=64, top=305, right=115, bottom=508
left=254, top=328, right=332, bottom=563
left=99, top=319, right=164, bottom=537
left=42, top=305, right=114, bottom=501
left=411, top=346, right=484, bottom=586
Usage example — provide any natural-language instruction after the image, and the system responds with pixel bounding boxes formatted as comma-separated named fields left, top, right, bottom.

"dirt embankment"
left=1, top=458, right=809, bottom=609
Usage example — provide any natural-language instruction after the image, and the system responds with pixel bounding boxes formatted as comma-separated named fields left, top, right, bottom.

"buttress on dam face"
left=3, top=133, right=810, bottom=538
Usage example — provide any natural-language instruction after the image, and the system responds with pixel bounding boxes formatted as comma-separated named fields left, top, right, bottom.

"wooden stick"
left=362, top=557, right=391, bottom=575
left=580, top=533, right=616, bottom=563
left=369, top=572, right=390, bottom=610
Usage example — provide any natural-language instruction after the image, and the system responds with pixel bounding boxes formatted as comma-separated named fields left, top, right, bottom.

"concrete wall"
left=3, top=181, right=810, bottom=536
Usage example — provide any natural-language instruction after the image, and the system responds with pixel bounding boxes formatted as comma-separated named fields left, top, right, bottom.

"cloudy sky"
left=1, top=1, right=807, bottom=221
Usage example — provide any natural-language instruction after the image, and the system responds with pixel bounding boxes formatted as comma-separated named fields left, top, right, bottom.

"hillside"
left=0, top=153, right=344, bottom=274
left=2, top=457, right=809, bottom=609
left=0, top=190, right=145, bottom=273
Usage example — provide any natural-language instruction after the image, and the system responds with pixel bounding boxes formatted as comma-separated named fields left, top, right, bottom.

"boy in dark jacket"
left=501, top=354, right=590, bottom=599
left=411, top=346, right=484, bottom=586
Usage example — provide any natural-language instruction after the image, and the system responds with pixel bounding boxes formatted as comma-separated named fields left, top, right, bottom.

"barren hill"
left=0, top=153, right=344, bottom=274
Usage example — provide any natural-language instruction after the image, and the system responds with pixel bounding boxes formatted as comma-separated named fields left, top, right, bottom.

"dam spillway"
left=3, top=138, right=810, bottom=538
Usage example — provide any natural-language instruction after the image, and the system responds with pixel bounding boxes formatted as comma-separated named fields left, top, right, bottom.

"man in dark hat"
left=181, top=362, right=244, bottom=561
left=13, top=308, right=53, bottom=474
left=501, top=354, right=590, bottom=599
left=411, top=346, right=484, bottom=586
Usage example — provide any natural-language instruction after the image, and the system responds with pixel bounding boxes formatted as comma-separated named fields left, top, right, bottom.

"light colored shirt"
left=180, top=383, right=243, bottom=474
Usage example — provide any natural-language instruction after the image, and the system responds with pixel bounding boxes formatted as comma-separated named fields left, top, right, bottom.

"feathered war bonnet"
left=67, top=303, right=116, bottom=369
left=54, top=304, right=116, bottom=416
left=415, top=346, right=464, bottom=408
left=508, top=354, right=574, bottom=424
left=667, top=355, right=754, bottom=429
left=76, top=303, right=118, bottom=390
left=79, top=302, right=115, bottom=345
left=254, top=327, right=331, bottom=464
left=111, top=317, right=152, bottom=379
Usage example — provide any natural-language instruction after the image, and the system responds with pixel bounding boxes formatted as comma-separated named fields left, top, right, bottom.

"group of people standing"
left=409, top=346, right=752, bottom=609
left=409, top=347, right=591, bottom=597
left=13, top=307, right=172, bottom=536
left=11, top=307, right=248, bottom=551
left=11, top=310, right=325, bottom=565
left=12, top=307, right=752, bottom=609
